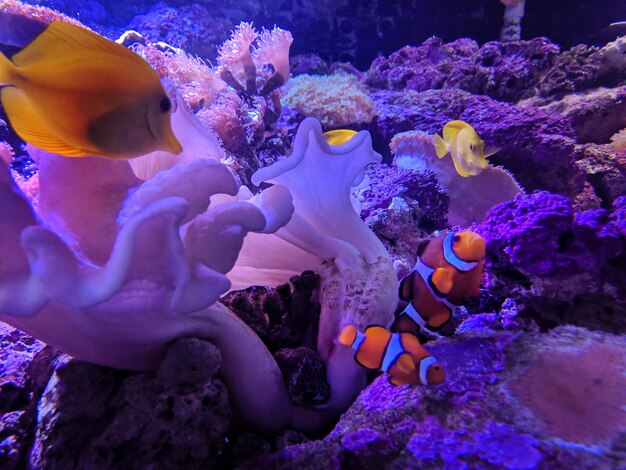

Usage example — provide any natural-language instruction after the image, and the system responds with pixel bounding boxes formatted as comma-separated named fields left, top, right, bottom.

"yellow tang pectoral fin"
left=431, top=267, right=454, bottom=295
left=483, top=146, right=500, bottom=159
left=433, top=133, right=449, bottom=158
left=1, top=87, right=87, bottom=157
left=12, top=21, right=141, bottom=68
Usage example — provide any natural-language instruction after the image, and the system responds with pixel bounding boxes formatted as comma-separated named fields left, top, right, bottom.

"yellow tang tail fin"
left=433, top=133, right=448, bottom=159
left=338, top=325, right=358, bottom=347
left=0, top=52, right=15, bottom=86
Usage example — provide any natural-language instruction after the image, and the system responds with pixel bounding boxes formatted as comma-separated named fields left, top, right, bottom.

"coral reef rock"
left=370, top=88, right=584, bottom=196
left=245, top=326, right=626, bottom=469
left=29, top=338, right=230, bottom=469
left=478, top=191, right=626, bottom=333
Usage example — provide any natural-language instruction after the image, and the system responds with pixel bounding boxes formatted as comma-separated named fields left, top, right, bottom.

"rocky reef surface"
left=0, top=1, right=625, bottom=469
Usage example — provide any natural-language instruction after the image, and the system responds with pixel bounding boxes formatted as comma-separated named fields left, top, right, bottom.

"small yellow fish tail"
left=0, top=52, right=15, bottom=86
left=433, top=133, right=448, bottom=158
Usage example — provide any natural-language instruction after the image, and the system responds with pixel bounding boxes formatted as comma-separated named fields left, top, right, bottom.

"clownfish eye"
left=159, top=96, right=171, bottom=113
left=453, top=235, right=461, bottom=243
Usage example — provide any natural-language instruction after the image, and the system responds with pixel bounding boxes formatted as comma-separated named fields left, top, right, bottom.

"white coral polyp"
left=253, top=27, right=293, bottom=80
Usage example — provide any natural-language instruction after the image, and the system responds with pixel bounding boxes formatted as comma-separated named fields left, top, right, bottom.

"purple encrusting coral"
left=366, top=37, right=559, bottom=102
left=477, top=191, right=626, bottom=332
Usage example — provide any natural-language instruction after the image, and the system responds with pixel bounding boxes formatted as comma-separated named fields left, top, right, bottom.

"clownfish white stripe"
left=381, top=333, right=405, bottom=373
left=401, top=303, right=427, bottom=328
left=443, top=232, right=478, bottom=272
left=413, top=259, right=458, bottom=312
left=419, top=356, right=438, bottom=385
left=351, top=330, right=366, bottom=351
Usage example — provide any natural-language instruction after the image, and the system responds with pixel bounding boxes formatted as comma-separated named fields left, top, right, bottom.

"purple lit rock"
left=361, top=163, right=448, bottom=230
left=574, top=143, right=626, bottom=206
left=29, top=338, right=230, bottom=469
left=478, top=191, right=626, bottom=332
left=370, top=88, right=584, bottom=196
left=128, top=2, right=232, bottom=59
left=538, top=44, right=602, bottom=98
left=290, top=53, right=330, bottom=76
left=245, top=326, right=625, bottom=469
left=542, top=86, right=626, bottom=144
left=0, top=324, right=55, bottom=470
left=445, top=38, right=559, bottom=102
left=358, top=163, right=448, bottom=262
left=367, top=37, right=559, bottom=102
left=274, top=347, right=330, bottom=406
left=366, top=37, right=479, bottom=92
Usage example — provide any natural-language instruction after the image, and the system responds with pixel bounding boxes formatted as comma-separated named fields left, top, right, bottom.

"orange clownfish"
left=393, top=230, right=485, bottom=335
left=338, top=325, right=445, bottom=386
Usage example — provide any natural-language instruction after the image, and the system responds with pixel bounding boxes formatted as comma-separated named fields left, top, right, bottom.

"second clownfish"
left=338, top=324, right=445, bottom=386
left=393, top=230, right=485, bottom=336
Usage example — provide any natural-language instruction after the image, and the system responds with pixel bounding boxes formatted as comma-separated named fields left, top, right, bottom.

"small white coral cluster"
left=282, top=72, right=376, bottom=128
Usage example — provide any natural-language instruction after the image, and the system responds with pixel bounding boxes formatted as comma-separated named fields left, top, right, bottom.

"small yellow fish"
left=433, top=120, right=497, bottom=177
left=0, top=21, right=182, bottom=159
left=324, top=129, right=357, bottom=146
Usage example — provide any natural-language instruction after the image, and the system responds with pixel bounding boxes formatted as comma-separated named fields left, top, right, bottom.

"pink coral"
left=509, top=344, right=626, bottom=445
left=254, top=26, right=294, bottom=87
left=217, top=22, right=258, bottom=94
left=217, top=22, right=293, bottom=96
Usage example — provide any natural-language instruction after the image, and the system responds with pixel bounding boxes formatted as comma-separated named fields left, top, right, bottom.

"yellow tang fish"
left=433, top=120, right=497, bottom=177
left=0, top=21, right=182, bottom=159
left=324, top=129, right=357, bottom=146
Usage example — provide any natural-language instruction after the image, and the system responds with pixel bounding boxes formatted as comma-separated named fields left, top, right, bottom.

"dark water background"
left=27, top=0, right=626, bottom=68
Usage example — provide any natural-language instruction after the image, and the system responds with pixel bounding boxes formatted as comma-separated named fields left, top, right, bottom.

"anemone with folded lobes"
left=0, top=106, right=404, bottom=433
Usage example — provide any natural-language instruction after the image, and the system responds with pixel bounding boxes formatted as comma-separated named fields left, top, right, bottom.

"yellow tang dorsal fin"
left=442, top=120, right=469, bottom=143
left=1, top=87, right=87, bottom=157
left=324, top=129, right=357, bottom=146
left=13, top=21, right=142, bottom=68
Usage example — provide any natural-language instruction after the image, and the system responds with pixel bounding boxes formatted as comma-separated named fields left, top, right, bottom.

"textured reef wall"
left=0, top=1, right=625, bottom=469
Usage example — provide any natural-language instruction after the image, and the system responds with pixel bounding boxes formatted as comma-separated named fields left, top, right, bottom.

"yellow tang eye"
left=159, top=96, right=172, bottom=113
